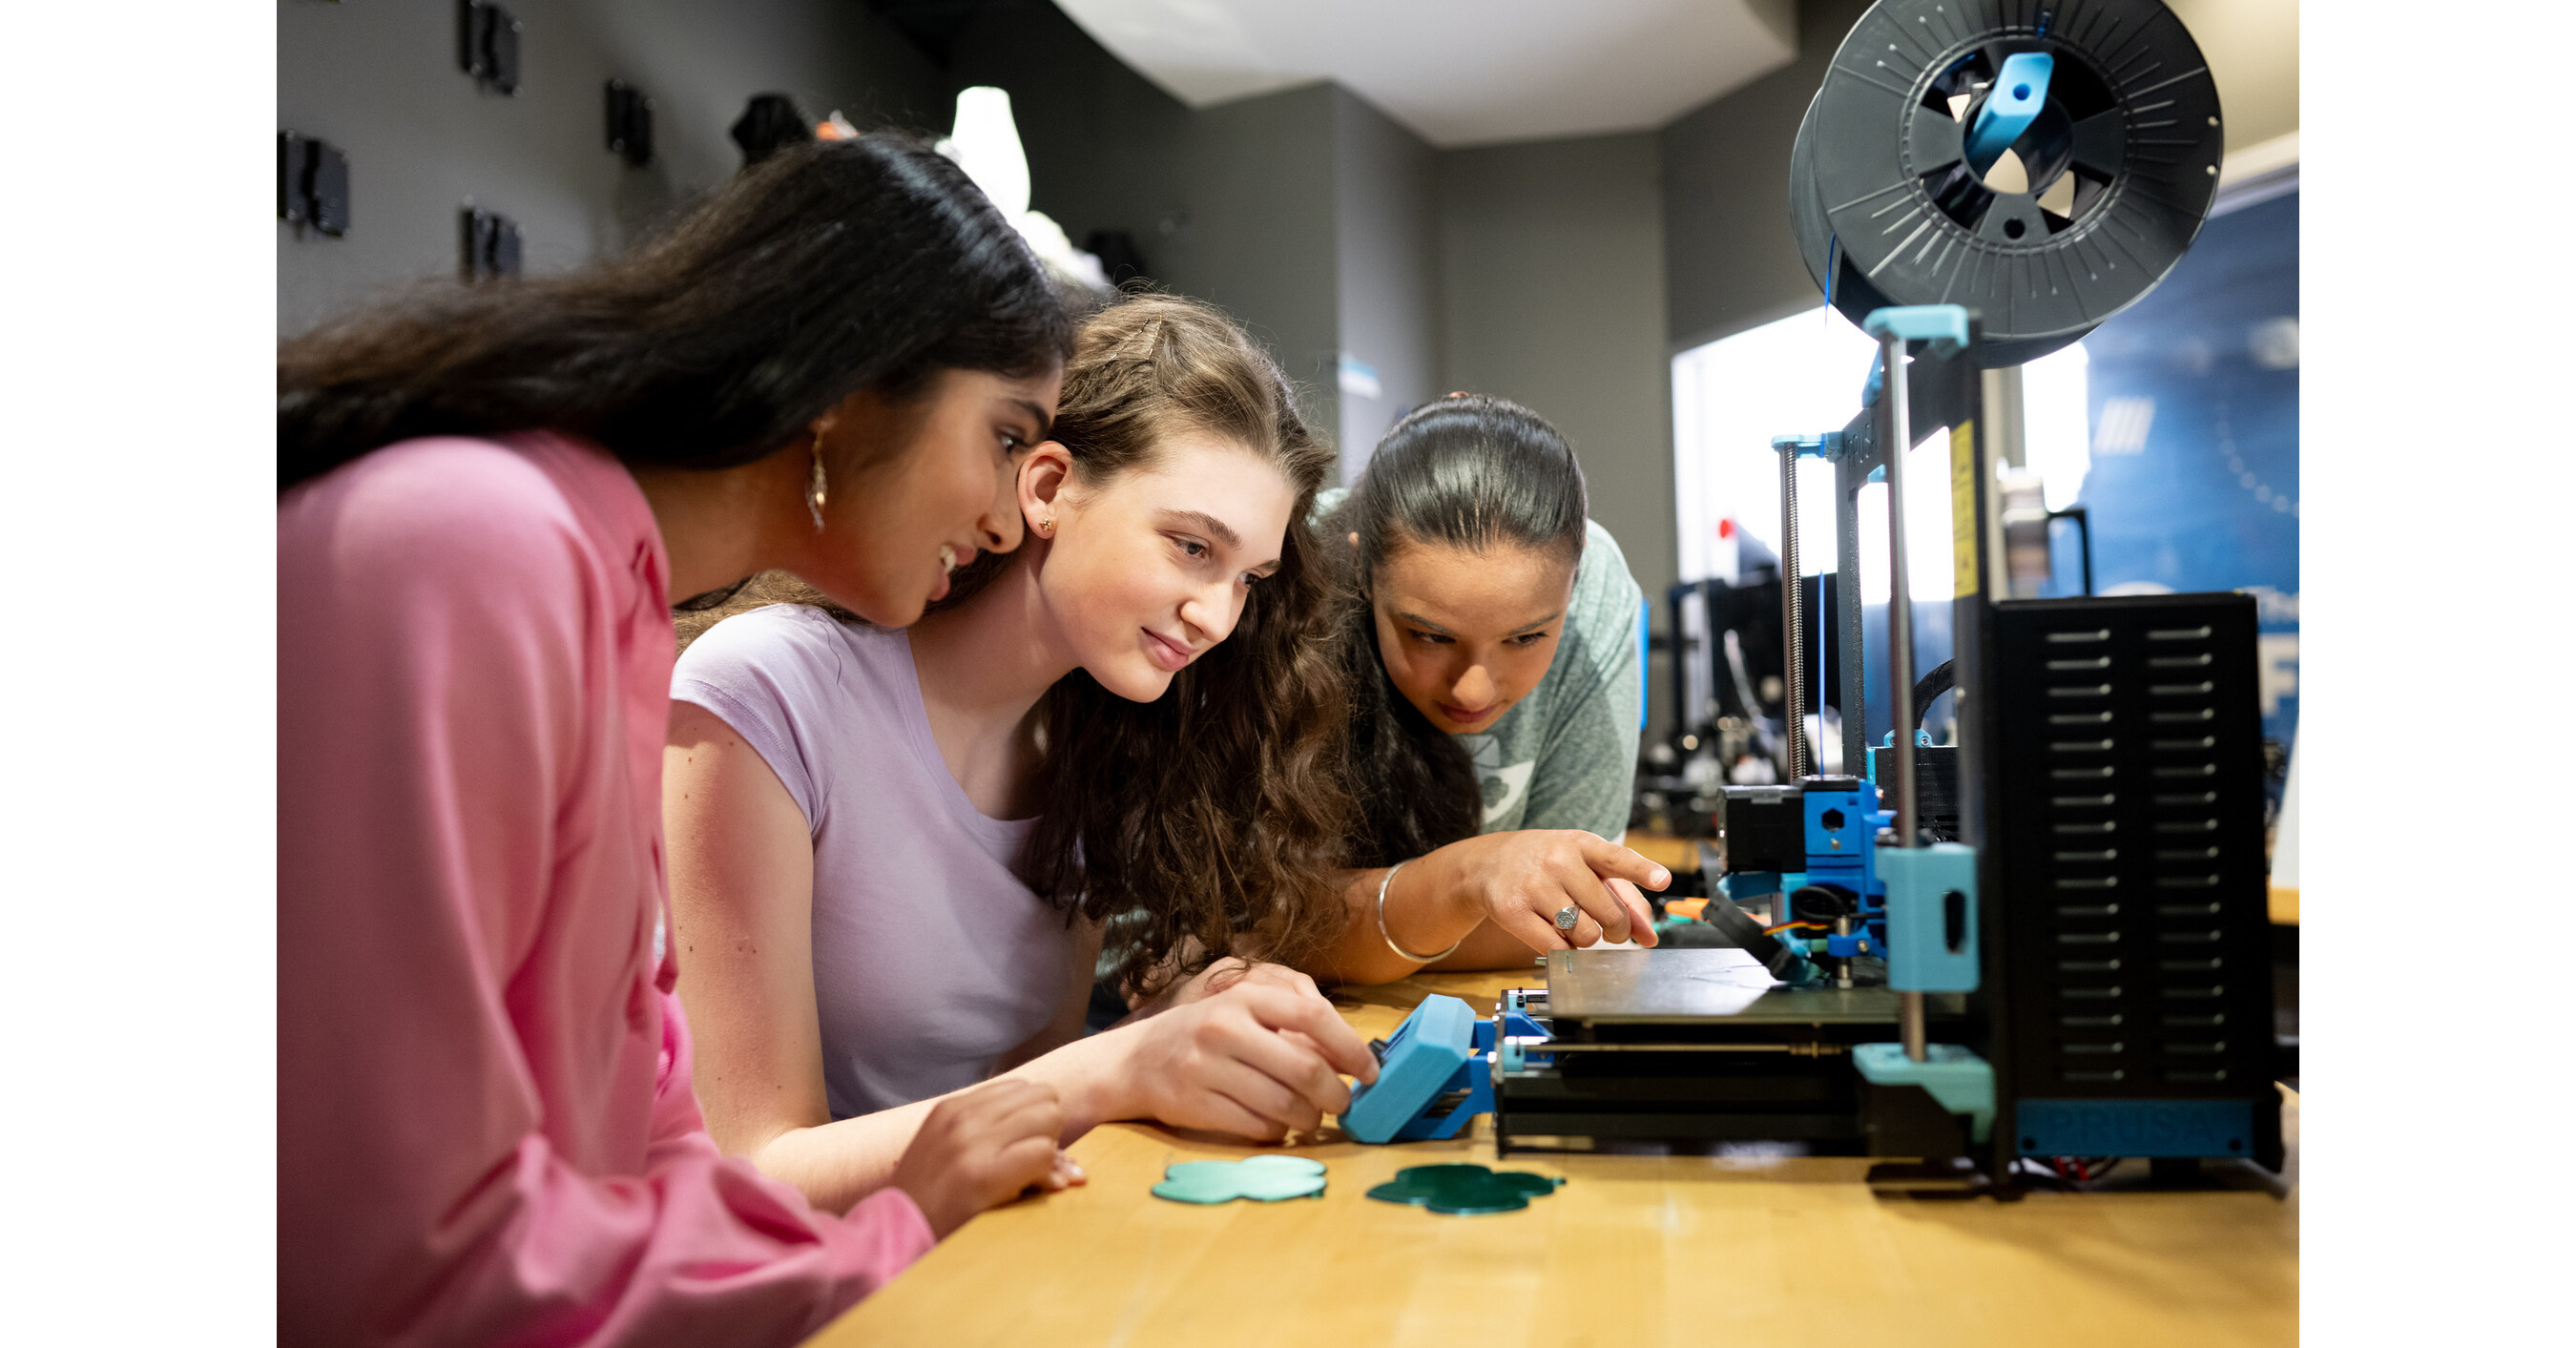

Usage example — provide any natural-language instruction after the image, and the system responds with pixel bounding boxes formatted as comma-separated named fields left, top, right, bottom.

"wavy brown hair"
left=683, top=294, right=1353, bottom=989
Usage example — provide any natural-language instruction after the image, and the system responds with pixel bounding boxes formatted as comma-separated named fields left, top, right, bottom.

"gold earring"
left=807, top=442, right=829, bottom=531
left=1041, top=517, right=1054, bottom=536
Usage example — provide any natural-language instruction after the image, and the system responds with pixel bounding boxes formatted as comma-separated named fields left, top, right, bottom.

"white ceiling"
left=1053, top=0, right=1800, bottom=148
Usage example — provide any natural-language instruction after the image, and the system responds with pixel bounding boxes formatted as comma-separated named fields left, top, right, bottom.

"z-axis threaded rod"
left=1878, top=333, right=1921, bottom=852
left=1778, top=444, right=1811, bottom=778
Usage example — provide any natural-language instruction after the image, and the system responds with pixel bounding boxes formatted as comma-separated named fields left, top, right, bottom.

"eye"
left=1175, top=537, right=1210, bottom=559
left=1409, top=630, right=1453, bottom=646
left=999, top=433, right=1023, bottom=454
left=1508, top=631, right=1551, bottom=647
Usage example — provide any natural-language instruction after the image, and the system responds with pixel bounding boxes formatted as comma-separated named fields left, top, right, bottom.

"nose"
left=1177, top=578, right=1244, bottom=646
left=1450, top=663, right=1496, bottom=709
left=978, top=467, right=1024, bottom=553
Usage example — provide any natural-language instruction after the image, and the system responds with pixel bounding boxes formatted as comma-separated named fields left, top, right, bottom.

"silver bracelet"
left=1375, top=859, right=1464, bottom=964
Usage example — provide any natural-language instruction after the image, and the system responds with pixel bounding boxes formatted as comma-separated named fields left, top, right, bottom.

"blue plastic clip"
left=1879, top=841, right=1979, bottom=993
left=1340, top=995, right=1498, bottom=1144
left=1861, top=305, right=1971, bottom=357
left=1964, top=52, right=2054, bottom=174
left=1854, top=1043, right=1994, bottom=1142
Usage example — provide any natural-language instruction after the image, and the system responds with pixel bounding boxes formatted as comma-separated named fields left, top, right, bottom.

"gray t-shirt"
left=1317, top=488, right=1645, bottom=840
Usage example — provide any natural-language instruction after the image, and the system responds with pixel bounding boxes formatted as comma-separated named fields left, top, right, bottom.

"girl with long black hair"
left=280, top=135, right=1082, bottom=1346
left=1298, top=394, right=1673, bottom=985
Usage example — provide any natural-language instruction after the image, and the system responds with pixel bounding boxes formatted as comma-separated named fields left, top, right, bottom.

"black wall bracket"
left=278, top=132, right=350, bottom=238
left=461, top=205, right=523, bottom=280
left=606, top=80, right=654, bottom=167
left=459, top=1, right=522, bottom=95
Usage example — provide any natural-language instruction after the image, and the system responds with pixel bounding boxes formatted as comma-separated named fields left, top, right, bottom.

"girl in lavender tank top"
left=666, top=296, right=1381, bottom=1216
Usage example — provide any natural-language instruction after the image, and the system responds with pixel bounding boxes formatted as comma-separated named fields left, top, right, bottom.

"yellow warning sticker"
left=1950, top=420, right=1979, bottom=596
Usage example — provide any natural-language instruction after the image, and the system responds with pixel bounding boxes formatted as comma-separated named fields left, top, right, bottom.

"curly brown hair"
left=679, top=294, right=1354, bottom=991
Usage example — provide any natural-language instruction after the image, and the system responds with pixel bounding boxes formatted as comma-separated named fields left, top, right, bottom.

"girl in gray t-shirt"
left=1303, top=395, right=1673, bottom=985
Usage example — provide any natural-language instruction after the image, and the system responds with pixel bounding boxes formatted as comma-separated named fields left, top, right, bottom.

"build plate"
left=1543, top=949, right=1964, bottom=1025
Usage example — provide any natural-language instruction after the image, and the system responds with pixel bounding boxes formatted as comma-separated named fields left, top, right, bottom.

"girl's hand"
left=888, top=1078, right=1071, bottom=1238
left=1131, top=955, right=1315, bottom=1015
left=1440, top=829, right=1669, bottom=953
left=1109, top=976, right=1380, bottom=1141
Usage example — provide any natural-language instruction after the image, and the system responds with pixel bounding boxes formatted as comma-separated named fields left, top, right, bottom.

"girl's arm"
left=666, top=701, right=1379, bottom=1214
left=1299, top=834, right=1669, bottom=986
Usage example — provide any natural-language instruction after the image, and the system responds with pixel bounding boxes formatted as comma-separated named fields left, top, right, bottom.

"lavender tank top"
left=671, top=604, right=1078, bottom=1119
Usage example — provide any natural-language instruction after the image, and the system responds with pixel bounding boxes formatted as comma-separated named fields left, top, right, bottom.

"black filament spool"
left=1789, top=0, right=2225, bottom=366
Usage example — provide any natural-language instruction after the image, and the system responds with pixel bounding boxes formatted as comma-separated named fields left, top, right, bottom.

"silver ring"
left=1554, top=904, right=1581, bottom=932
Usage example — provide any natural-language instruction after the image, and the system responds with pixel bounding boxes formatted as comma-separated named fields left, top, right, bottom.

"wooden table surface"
left=808, top=968, right=2297, bottom=1347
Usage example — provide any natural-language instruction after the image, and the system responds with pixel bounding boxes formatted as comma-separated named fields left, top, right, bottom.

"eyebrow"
left=1008, top=398, right=1053, bottom=439
left=1164, top=509, right=1281, bottom=573
left=1395, top=608, right=1562, bottom=636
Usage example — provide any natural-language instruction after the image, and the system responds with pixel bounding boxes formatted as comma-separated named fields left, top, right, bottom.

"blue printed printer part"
left=1801, top=779, right=1893, bottom=946
left=2014, top=1099, right=2255, bottom=1159
left=1860, top=304, right=1971, bottom=357
left=1340, top=995, right=1500, bottom=1144
left=1854, top=1042, right=1994, bottom=1142
left=1963, top=52, right=2055, bottom=173
left=1877, top=842, right=1979, bottom=993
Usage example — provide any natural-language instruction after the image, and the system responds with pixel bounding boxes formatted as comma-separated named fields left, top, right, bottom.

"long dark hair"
left=1328, top=394, right=1590, bottom=867
left=278, top=134, right=1073, bottom=491
left=680, top=295, right=1354, bottom=989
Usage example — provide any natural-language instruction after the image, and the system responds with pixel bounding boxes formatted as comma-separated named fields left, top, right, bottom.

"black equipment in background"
left=277, top=132, right=350, bottom=238
left=606, top=81, right=654, bottom=168
left=461, top=206, right=523, bottom=280
left=731, top=93, right=814, bottom=168
left=459, top=1, right=523, bottom=96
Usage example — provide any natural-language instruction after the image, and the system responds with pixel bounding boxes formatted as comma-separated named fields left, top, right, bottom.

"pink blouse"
left=279, top=433, right=933, bottom=1347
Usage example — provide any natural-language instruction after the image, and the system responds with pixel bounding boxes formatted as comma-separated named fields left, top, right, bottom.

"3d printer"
left=1350, top=0, right=2284, bottom=1193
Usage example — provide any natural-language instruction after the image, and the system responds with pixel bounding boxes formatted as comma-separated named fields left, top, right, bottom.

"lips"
left=1436, top=701, right=1496, bottom=727
left=1142, top=629, right=1195, bottom=672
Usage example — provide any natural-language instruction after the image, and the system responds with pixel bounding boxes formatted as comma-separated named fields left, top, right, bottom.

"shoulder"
left=1567, top=519, right=1644, bottom=656
left=675, top=604, right=865, bottom=690
left=281, top=437, right=594, bottom=591
left=280, top=438, right=627, bottom=662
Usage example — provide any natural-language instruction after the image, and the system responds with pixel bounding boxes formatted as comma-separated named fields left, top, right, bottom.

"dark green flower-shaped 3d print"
left=1365, top=1164, right=1566, bottom=1215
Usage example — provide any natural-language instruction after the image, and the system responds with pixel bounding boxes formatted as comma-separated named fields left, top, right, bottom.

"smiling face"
left=800, top=364, right=1062, bottom=626
left=1367, top=533, right=1579, bottom=735
left=1026, top=431, right=1298, bottom=703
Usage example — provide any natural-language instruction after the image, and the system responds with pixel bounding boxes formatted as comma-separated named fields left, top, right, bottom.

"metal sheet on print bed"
left=1543, top=949, right=1959, bottom=1024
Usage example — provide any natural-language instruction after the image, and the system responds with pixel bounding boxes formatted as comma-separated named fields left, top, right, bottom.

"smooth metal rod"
left=1838, top=458, right=1866, bottom=778
left=1777, top=445, right=1811, bottom=778
left=1877, top=333, right=1921, bottom=849
left=1900, top=990, right=1928, bottom=1062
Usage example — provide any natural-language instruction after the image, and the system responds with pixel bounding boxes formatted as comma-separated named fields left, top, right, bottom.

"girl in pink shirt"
left=279, top=136, right=1077, bottom=1348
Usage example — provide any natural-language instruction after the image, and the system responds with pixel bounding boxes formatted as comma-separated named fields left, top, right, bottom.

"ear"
left=1018, top=441, right=1075, bottom=529
left=1346, top=530, right=1360, bottom=549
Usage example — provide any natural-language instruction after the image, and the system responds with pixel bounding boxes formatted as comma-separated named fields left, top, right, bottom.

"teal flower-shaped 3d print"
left=1365, top=1164, right=1565, bottom=1215
left=1150, top=1154, right=1328, bottom=1205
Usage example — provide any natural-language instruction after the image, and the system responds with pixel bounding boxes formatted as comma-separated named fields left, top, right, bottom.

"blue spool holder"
left=1963, top=52, right=2055, bottom=175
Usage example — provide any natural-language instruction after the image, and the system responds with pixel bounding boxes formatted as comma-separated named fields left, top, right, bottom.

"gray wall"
left=945, top=10, right=1346, bottom=452
left=1435, top=132, right=1673, bottom=738
left=1658, top=0, right=1866, bottom=352
left=277, top=0, right=945, bottom=336
left=1329, top=89, right=1442, bottom=481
